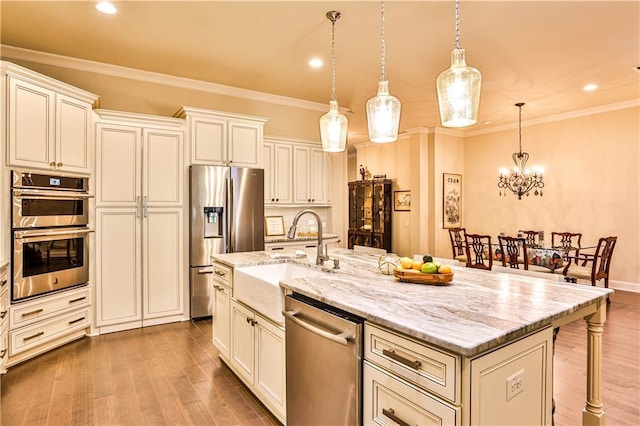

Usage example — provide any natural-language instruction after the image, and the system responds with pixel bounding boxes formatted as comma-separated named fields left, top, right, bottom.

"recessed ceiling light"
left=96, top=1, right=117, bottom=15
left=583, top=83, right=598, bottom=91
left=308, top=58, right=323, bottom=68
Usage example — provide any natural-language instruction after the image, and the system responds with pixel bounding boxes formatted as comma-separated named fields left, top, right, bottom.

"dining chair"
left=448, top=227, right=467, bottom=264
left=464, top=233, right=492, bottom=270
left=562, top=236, right=617, bottom=291
left=551, top=231, right=582, bottom=264
left=519, top=230, right=541, bottom=247
left=498, top=236, right=553, bottom=273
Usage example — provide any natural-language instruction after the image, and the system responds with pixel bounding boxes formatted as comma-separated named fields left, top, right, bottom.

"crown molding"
left=465, top=99, right=640, bottom=137
left=0, top=44, right=341, bottom=114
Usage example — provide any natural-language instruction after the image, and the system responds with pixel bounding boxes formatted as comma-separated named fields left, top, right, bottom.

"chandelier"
left=498, top=103, right=544, bottom=199
left=366, top=0, right=401, bottom=143
left=436, top=0, right=482, bottom=128
left=319, top=11, right=348, bottom=152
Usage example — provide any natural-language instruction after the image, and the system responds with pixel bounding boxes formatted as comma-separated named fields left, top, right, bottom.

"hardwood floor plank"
left=2, top=290, right=637, bottom=426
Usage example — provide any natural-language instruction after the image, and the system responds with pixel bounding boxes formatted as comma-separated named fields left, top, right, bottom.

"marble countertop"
left=212, top=247, right=612, bottom=357
left=264, top=233, right=339, bottom=244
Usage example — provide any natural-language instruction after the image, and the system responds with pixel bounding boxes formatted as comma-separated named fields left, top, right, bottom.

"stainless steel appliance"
left=189, top=165, right=264, bottom=319
left=11, top=171, right=91, bottom=302
left=284, top=293, right=364, bottom=425
left=12, top=170, right=90, bottom=229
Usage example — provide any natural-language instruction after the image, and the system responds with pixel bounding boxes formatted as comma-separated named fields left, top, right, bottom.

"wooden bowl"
left=393, top=268, right=454, bottom=285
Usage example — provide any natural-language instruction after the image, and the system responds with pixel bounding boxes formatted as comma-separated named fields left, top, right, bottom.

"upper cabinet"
left=2, top=61, right=98, bottom=174
left=175, top=106, right=267, bottom=168
left=264, top=137, right=332, bottom=206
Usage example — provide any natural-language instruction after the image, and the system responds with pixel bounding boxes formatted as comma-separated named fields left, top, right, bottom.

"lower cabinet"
left=229, top=299, right=286, bottom=423
left=0, top=264, right=9, bottom=372
left=212, top=281, right=231, bottom=360
left=6, top=286, right=91, bottom=367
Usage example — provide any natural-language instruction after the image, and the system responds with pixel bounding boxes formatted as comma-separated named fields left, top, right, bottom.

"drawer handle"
left=382, top=408, right=411, bottom=426
left=23, top=331, right=45, bottom=342
left=68, top=317, right=85, bottom=325
left=382, top=348, right=422, bottom=370
left=214, top=285, right=225, bottom=291
left=0, top=279, right=7, bottom=287
left=69, top=297, right=87, bottom=304
left=0, top=310, right=6, bottom=319
left=22, top=308, right=44, bottom=318
left=0, top=349, right=6, bottom=358
left=214, top=270, right=226, bottom=277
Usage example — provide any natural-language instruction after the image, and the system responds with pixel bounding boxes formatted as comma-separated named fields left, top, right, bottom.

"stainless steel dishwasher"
left=284, top=293, right=364, bottom=425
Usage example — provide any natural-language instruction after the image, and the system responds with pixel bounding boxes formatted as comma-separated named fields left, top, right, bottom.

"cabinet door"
left=263, top=142, right=274, bottom=203
left=228, top=121, right=262, bottom=167
left=142, top=208, right=184, bottom=321
left=7, top=76, right=55, bottom=170
left=292, top=145, right=311, bottom=204
left=143, top=128, right=184, bottom=207
left=55, top=93, right=92, bottom=173
left=254, top=315, right=286, bottom=419
left=96, top=123, right=142, bottom=207
left=230, top=300, right=255, bottom=384
left=96, top=208, right=142, bottom=328
left=273, top=144, right=293, bottom=204
left=190, top=116, right=226, bottom=165
left=309, top=147, right=330, bottom=204
left=213, top=284, right=231, bottom=359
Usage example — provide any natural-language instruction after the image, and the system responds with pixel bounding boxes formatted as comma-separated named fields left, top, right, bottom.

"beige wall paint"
left=464, top=107, right=639, bottom=286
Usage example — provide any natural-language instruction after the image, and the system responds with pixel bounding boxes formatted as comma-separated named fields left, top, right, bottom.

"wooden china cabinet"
left=348, top=180, right=392, bottom=252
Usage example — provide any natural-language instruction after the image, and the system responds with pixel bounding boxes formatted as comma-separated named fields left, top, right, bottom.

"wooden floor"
left=2, top=290, right=638, bottom=426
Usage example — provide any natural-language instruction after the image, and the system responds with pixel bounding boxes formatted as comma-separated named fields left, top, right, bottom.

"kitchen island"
left=212, top=247, right=612, bottom=426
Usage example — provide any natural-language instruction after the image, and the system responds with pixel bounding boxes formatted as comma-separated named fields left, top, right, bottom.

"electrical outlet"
left=506, top=369, right=525, bottom=401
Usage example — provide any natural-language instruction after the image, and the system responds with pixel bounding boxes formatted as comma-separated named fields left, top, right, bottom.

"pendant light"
left=319, top=11, right=348, bottom=153
left=366, top=0, right=401, bottom=143
left=436, top=0, right=482, bottom=128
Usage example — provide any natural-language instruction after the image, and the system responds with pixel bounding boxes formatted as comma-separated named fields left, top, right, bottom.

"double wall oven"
left=11, top=171, right=92, bottom=302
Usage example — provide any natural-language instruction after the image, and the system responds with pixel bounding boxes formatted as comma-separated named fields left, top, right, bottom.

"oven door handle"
left=14, top=228, right=94, bottom=242
left=13, top=188, right=93, bottom=199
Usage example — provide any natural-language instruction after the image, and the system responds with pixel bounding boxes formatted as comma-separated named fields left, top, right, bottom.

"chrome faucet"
left=287, top=209, right=329, bottom=266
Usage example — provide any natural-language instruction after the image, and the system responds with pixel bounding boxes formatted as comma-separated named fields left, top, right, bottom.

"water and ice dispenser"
left=203, top=207, right=223, bottom=238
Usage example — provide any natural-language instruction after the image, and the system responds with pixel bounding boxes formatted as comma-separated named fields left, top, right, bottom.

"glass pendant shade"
left=366, top=80, right=401, bottom=143
left=436, top=48, right=482, bottom=128
left=320, top=100, right=348, bottom=152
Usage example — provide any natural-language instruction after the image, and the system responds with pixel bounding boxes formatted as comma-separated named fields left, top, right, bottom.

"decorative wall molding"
left=0, top=44, right=341, bottom=114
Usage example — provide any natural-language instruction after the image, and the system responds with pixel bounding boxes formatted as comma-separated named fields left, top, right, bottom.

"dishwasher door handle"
left=283, top=310, right=349, bottom=346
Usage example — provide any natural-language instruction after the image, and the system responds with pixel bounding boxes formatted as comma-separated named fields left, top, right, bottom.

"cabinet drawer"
left=0, top=288, right=8, bottom=329
left=364, top=361, right=459, bottom=426
left=10, top=287, right=90, bottom=329
left=10, top=307, right=90, bottom=356
left=365, top=323, right=460, bottom=403
left=1, top=320, right=8, bottom=366
left=212, top=262, right=232, bottom=287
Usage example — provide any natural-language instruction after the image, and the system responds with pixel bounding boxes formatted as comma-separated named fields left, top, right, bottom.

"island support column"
left=582, top=304, right=606, bottom=426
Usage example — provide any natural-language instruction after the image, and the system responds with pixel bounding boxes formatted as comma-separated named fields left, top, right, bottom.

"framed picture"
left=443, top=173, right=462, bottom=228
left=394, top=190, right=411, bottom=211
left=264, top=216, right=285, bottom=236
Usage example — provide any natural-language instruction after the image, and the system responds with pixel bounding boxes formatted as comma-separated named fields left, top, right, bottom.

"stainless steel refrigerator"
left=189, top=165, right=265, bottom=319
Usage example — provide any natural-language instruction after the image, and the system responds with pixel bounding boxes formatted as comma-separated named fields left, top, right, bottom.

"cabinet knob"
left=276, top=198, right=279, bottom=202
left=57, top=162, right=63, bottom=167
left=50, top=161, right=56, bottom=168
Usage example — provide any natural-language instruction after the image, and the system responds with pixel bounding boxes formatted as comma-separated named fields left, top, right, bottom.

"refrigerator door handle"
left=227, top=177, right=234, bottom=253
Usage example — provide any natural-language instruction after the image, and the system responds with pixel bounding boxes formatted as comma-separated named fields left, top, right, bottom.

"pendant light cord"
left=517, top=103, right=524, bottom=153
left=380, top=0, right=386, bottom=81
left=330, top=15, right=337, bottom=101
left=455, top=0, right=461, bottom=49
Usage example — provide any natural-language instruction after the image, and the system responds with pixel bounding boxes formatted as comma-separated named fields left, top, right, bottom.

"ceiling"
left=1, top=1, right=638, bottom=143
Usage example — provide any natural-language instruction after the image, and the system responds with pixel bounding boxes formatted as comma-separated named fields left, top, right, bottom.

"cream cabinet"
left=2, top=61, right=98, bottom=174
left=293, top=144, right=331, bottom=205
left=175, top=106, right=267, bottom=167
left=6, top=286, right=90, bottom=368
left=263, top=139, right=293, bottom=204
left=229, top=299, right=286, bottom=423
left=94, top=110, right=185, bottom=333
left=0, top=264, right=9, bottom=373
left=212, top=262, right=232, bottom=360
left=364, top=322, right=553, bottom=426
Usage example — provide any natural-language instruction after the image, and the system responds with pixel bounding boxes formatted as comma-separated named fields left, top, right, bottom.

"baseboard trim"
left=610, top=280, right=640, bottom=293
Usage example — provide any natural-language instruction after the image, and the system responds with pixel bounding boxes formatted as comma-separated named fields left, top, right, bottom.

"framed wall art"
left=443, top=173, right=462, bottom=228
left=265, top=216, right=285, bottom=236
left=393, top=190, right=411, bottom=211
